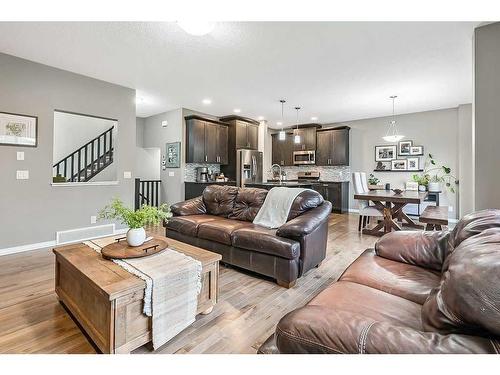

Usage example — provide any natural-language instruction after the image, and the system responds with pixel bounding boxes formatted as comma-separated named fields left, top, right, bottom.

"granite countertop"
left=185, top=180, right=236, bottom=184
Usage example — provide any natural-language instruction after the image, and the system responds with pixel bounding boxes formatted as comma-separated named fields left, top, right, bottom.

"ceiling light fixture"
left=294, top=107, right=301, bottom=144
left=177, top=21, right=215, bottom=36
left=278, top=99, right=286, bottom=141
left=233, top=108, right=241, bottom=114
left=202, top=98, right=212, bottom=105
left=382, top=95, right=404, bottom=143
left=311, top=116, right=318, bottom=121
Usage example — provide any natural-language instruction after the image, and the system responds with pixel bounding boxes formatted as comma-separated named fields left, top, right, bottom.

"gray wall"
left=0, top=53, right=136, bottom=248
left=474, top=22, right=500, bottom=210
left=458, top=104, right=473, bottom=216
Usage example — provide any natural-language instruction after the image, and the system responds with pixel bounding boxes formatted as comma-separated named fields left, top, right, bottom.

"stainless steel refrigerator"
left=236, top=149, right=263, bottom=187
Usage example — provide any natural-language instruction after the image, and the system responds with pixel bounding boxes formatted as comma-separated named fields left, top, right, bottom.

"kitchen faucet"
left=270, top=164, right=283, bottom=183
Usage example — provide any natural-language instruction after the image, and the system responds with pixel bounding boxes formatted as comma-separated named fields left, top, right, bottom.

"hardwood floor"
left=0, top=213, right=378, bottom=354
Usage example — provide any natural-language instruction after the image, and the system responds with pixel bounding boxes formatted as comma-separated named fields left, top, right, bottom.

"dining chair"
left=352, top=172, right=383, bottom=231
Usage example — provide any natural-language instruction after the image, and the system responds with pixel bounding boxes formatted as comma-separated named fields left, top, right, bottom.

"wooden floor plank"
left=0, top=213, right=377, bottom=354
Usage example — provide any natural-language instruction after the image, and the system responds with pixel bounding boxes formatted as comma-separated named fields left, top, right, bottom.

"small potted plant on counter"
left=99, top=198, right=172, bottom=246
left=367, top=173, right=382, bottom=190
left=412, top=173, right=429, bottom=192
left=413, top=153, right=458, bottom=193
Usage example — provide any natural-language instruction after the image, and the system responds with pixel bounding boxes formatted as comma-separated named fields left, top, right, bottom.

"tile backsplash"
left=184, top=163, right=220, bottom=182
left=267, top=165, right=351, bottom=182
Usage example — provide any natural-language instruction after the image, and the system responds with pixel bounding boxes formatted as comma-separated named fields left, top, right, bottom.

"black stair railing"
left=135, top=178, right=161, bottom=210
left=53, top=126, right=114, bottom=182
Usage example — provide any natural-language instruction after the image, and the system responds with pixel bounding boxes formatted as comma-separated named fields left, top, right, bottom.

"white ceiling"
left=0, top=22, right=478, bottom=127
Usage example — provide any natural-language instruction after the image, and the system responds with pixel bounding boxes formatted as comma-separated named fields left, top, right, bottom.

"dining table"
left=354, top=189, right=428, bottom=236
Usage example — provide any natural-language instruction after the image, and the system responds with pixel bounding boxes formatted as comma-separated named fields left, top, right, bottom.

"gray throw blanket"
left=253, top=187, right=308, bottom=229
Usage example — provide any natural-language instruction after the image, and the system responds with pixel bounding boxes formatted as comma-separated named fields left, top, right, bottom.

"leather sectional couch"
left=165, top=185, right=332, bottom=287
left=259, top=209, right=500, bottom=353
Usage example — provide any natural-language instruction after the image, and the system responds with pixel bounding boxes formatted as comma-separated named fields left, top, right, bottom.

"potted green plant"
left=99, top=198, right=172, bottom=246
left=412, top=173, right=429, bottom=192
left=414, top=153, right=458, bottom=193
left=367, top=173, right=381, bottom=189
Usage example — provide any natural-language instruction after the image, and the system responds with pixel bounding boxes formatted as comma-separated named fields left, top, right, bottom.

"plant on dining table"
left=412, top=153, right=458, bottom=193
left=368, top=173, right=380, bottom=185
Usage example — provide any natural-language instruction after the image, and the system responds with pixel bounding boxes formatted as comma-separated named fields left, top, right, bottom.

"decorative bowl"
left=392, top=188, right=404, bottom=195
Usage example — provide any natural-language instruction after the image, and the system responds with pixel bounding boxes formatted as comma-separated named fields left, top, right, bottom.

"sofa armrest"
left=375, top=231, right=450, bottom=272
left=276, top=201, right=332, bottom=239
left=364, top=322, right=498, bottom=354
left=275, top=306, right=498, bottom=354
left=170, top=196, right=206, bottom=216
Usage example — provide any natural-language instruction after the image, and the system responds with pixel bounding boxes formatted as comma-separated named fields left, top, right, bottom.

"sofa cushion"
left=229, top=188, right=268, bottom=222
left=309, top=281, right=423, bottom=330
left=202, top=185, right=239, bottom=217
left=198, top=218, right=253, bottom=245
left=287, top=189, right=324, bottom=221
left=165, top=215, right=220, bottom=237
left=340, top=249, right=441, bottom=305
left=422, top=228, right=500, bottom=337
left=231, top=225, right=300, bottom=260
left=450, top=209, right=500, bottom=249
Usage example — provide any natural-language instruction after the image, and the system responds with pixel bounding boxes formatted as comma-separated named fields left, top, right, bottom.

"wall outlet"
left=16, top=170, right=29, bottom=180
left=161, top=120, right=168, bottom=127
left=90, top=216, right=97, bottom=224
left=123, top=171, right=132, bottom=179
left=17, top=151, right=25, bottom=161
left=168, top=171, right=175, bottom=177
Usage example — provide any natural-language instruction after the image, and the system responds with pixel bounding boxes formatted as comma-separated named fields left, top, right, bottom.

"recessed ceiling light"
left=277, top=121, right=283, bottom=126
left=311, top=116, right=318, bottom=121
left=257, top=116, right=265, bottom=121
left=233, top=109, right=241, bottom=114
left=202, top=98, right=212, bottom=105
left=177, top=21, right=215, bottom=36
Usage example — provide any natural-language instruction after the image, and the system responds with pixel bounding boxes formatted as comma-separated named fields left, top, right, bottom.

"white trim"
left=56, top=223, right=116, bottom=245
left=0, top=226, right=129, bottom=257
left=0, top=240, right=57, bottom=257
left=51, top=181, right=119, bottom=187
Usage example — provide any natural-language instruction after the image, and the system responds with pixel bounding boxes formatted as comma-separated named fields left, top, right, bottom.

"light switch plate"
left=123, top=171, right=132, bottom=179
left=168, top=171, right=175, bottom=177
left=17, top=152, right=25, bottom=161
left=161, top=120, right=168, bottom=127
left=90, top=216, right=97, bottom=224
left=16, top=170, right=29, bottom=180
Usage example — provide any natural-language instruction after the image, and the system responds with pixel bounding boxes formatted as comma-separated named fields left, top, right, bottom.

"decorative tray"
left=101, top=237, right=168, bottom=260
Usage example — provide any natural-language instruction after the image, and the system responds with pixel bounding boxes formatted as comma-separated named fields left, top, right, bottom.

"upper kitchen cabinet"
left=316, top=126, right=350, bottom=166
left=185, top=115, right=229, bottom=164
left=271, top=132, right=294, bottom=166
left=292, top=126, right=318, bottom=151
left=219, top=115, right=260, bottom=150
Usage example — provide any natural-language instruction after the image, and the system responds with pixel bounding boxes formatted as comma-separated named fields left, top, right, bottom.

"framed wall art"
left=375, top=145, right=397, bottom=162
left=165, top=141, right=181, bottom=168
left=398, top=140, right=412, bottom=156
left=391, top=159, right=407, bottom=170
left=410, top=145, right=424, bottom=155
left=0, top=111, right=38, bottom=147
left=407, top=157, right=420, bottom=171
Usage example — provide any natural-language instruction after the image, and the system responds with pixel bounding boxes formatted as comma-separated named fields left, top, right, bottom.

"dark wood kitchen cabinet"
left=316, top=126, right=350, bottom=166
left=293, top=127, right=317, bottom=151
left=272, top=133, right=294, bottom=166
left=311, top=181, right=349, bottom=213
left=219, top=116, right=259, bottom=150
left=185, top=115, right=229, bottom=164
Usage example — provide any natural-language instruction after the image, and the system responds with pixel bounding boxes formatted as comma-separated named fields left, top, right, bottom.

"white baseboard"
left=0, top=227, right=129, bottom=257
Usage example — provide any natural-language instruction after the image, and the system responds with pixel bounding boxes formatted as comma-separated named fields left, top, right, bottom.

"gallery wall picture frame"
left=407, top=157, right=420, bottom=171
left=165, top=141, right=181, bottom=168
left=375, top=145, right=397, bottom=162
left=398, top=140, right=412, bottom=156
left=391, top=159, right=408, bottom=170
left=410, top=145, right=424, bottom=155
left=0, top=111, right=38, bottom=147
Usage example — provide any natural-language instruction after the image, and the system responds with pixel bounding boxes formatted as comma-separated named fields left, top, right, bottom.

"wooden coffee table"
left=53, top=235, right=221, bottom=354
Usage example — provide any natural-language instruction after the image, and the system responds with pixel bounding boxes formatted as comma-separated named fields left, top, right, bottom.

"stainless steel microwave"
left=293, top=150, right=316, bottom=165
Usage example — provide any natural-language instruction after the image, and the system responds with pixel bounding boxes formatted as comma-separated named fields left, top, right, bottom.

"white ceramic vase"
left=428, top=182, right=441, bottom=192
left=127, top=227, right=146, bottom=247
left=418, top=185, right=427, bottom=192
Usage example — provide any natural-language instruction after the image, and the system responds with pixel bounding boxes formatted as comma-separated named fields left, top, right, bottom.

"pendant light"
left=294, top=107, right=301, bottom=144
left=382, top=95, right=404, bottom=142
left=278, top=99, right=286, bottom=141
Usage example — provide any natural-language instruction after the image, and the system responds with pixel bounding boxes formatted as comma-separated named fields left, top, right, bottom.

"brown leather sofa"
left=259, top=209, right=500, bottom=353
left=165, top=185, right=332, bottom=287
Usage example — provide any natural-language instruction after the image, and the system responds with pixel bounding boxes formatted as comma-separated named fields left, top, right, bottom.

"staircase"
left=53, top=126, right=114, bottom=183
